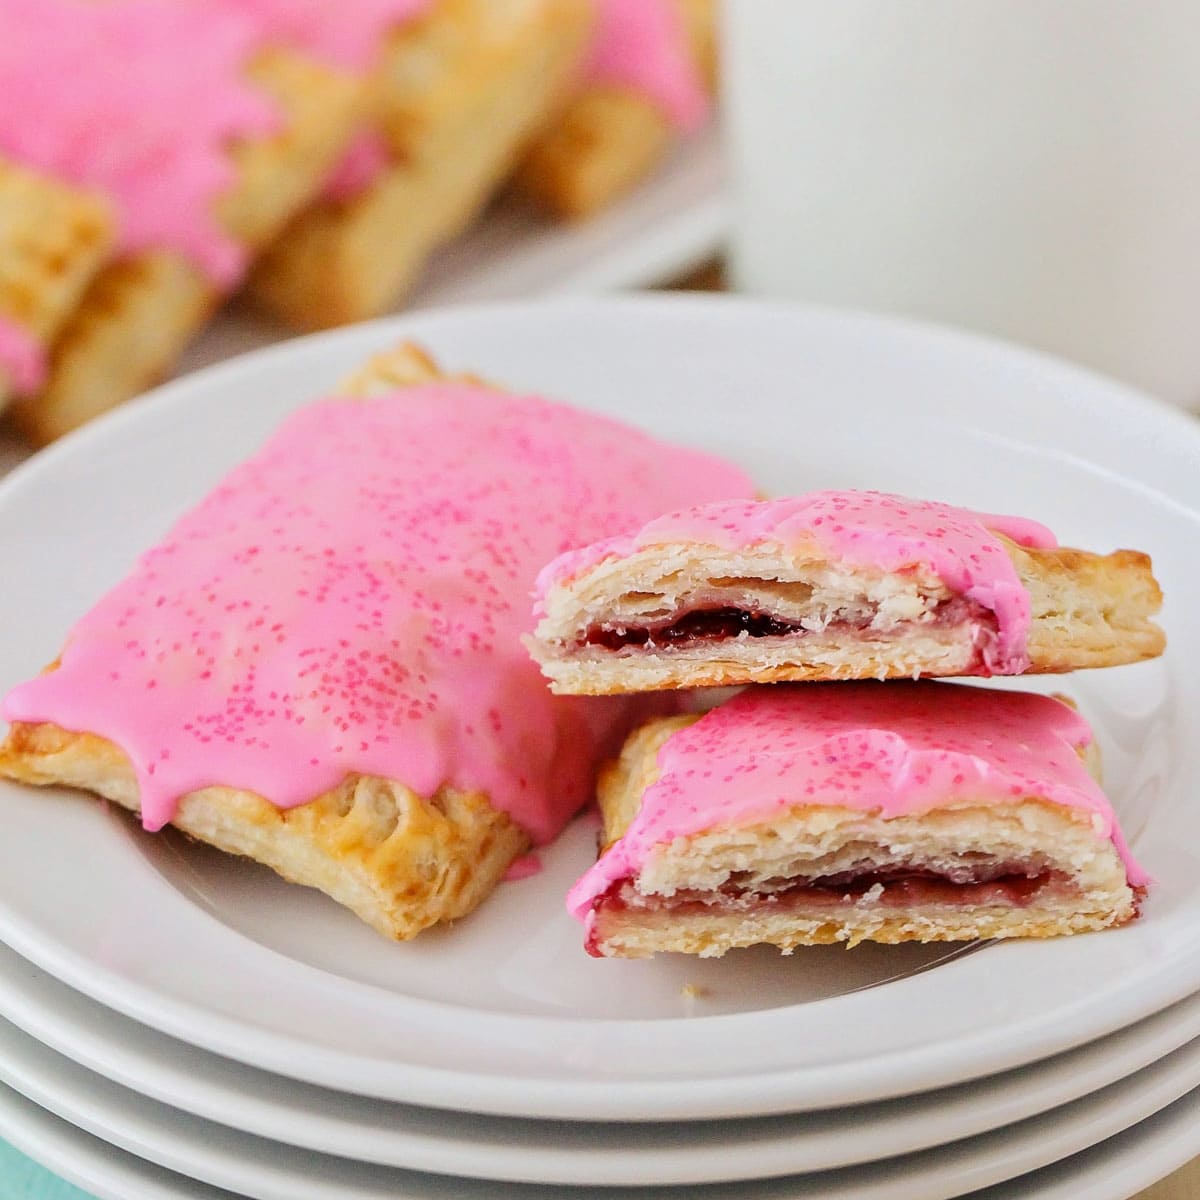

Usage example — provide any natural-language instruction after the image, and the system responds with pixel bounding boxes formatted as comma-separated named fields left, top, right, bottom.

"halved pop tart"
left=528, top=491, right=1165, bottom=694
left=569, top=683, right=1147, bottom=958
left=0, top=343, right=755, bottom=940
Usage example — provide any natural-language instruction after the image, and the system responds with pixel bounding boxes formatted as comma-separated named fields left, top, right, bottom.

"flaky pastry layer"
left=530, top=535, right=1165, bottom=694
left=584, top=713, right=1139, bottom=958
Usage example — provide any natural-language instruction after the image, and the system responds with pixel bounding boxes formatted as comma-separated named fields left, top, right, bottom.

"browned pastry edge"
left=0, top=160, right=113, bottom=407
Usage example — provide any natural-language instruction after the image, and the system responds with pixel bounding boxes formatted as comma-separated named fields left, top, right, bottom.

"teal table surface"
left=1, top=1139, right=95, bottom=1200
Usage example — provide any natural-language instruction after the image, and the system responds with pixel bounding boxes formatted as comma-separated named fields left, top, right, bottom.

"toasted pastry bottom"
left=513, top=0, right=716, bottom=219
left=1, top=720, right=528, bottom=942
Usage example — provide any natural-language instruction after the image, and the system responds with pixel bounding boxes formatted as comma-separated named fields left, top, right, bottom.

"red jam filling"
left=597, top=867, right=1066, bottom=917
left=580, top=597, right=992, bottom=652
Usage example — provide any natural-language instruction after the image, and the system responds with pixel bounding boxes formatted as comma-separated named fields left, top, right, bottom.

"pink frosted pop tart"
left=570, top=682, right=1147, bottom=958
left=1, top=0, right=434, bottom=443
left=0, top=344, right=756, bottom=941
left=527, top=490, right=1165, bottom=694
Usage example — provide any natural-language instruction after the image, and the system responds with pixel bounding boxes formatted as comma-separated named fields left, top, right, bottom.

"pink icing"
left=0, top=0, right=277, bottom=286
left=322, top=132, right=392, bottom=203
left=587, top=0, right=709, bottom=131
left=567, top=682, right=1149, bottom=926
left=0, top=0, right=428, bottom=286
left=536, top=491, right=1059, bottom=675
left=0, top=316, right=44, bottom=397
left=1, top=383, right=755, bottom=841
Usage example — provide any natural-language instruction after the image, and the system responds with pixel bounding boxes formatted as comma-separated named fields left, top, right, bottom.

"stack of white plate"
left=2, top=298, right=1198, bottom=1200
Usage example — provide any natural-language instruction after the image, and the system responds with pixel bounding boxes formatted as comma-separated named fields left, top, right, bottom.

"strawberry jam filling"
left=597, top=866, right=1068, bottom=917
left=580, top=597, right=992, bottom=652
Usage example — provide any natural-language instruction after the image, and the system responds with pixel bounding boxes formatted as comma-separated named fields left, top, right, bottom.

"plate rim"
left=1, top=294, right=1199, bottom=1121
left=3, top=939, right=1200, bottom=1185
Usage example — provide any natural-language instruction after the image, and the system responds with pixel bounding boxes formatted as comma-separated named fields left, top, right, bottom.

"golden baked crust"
left=513, top=0, right=715, bottom=220
left=0, top=160, right=112, bottom=405
left=10, top=47, right=365, bottom=445
left=530, top=534, right=1166, bottom=694
left=585, top=711, right=1139, bottom=958
left=0, top=344, right=533, bottom=941
left=248, top=0, right=594, bottom=330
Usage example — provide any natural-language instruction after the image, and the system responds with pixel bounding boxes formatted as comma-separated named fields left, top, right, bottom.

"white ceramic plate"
left=3, top=1031, right=1200, bottom=1200
left=0, top=297, right=1197, bottom=1120
left=7, top=1082, right=1198, bottom=1200
left=3, top=941, right=1200, bottom=1185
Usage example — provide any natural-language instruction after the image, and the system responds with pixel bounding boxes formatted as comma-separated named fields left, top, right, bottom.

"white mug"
left=724, top=0, right=1200, bottom=407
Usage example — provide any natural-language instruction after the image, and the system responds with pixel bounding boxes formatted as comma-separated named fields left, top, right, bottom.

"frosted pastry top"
left=1, top=381, right=755, bottom=842
left=587, top=0, right=709, bottom=130
left=0, top=316, right=44, bottom=398
left=536, top=490, right=1059, bottom=674
left=567, top=681, right=1149, bottom=921
left=0, top=0, right=427, bottom=286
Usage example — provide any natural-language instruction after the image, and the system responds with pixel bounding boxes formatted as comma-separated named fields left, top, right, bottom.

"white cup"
left=724, top=0, right=1200, bottom=407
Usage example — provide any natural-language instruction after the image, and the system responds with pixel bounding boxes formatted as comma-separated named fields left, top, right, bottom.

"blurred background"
left=4, top=0, right=1198, bottom=458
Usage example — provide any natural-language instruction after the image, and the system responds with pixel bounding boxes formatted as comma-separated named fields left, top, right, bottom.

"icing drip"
left=537, top=490, right=1059, bottom=674
left=1, top=383, right=755, bottom=841
left=0, top=0, right=429, bottom=285
left=587, top=0, right=709, bottom=130
left=0, top=316, right=44, bottom=397
left=567, top=682, right=1149, bottom=924
left=323, top=132, right=392, bottom=202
